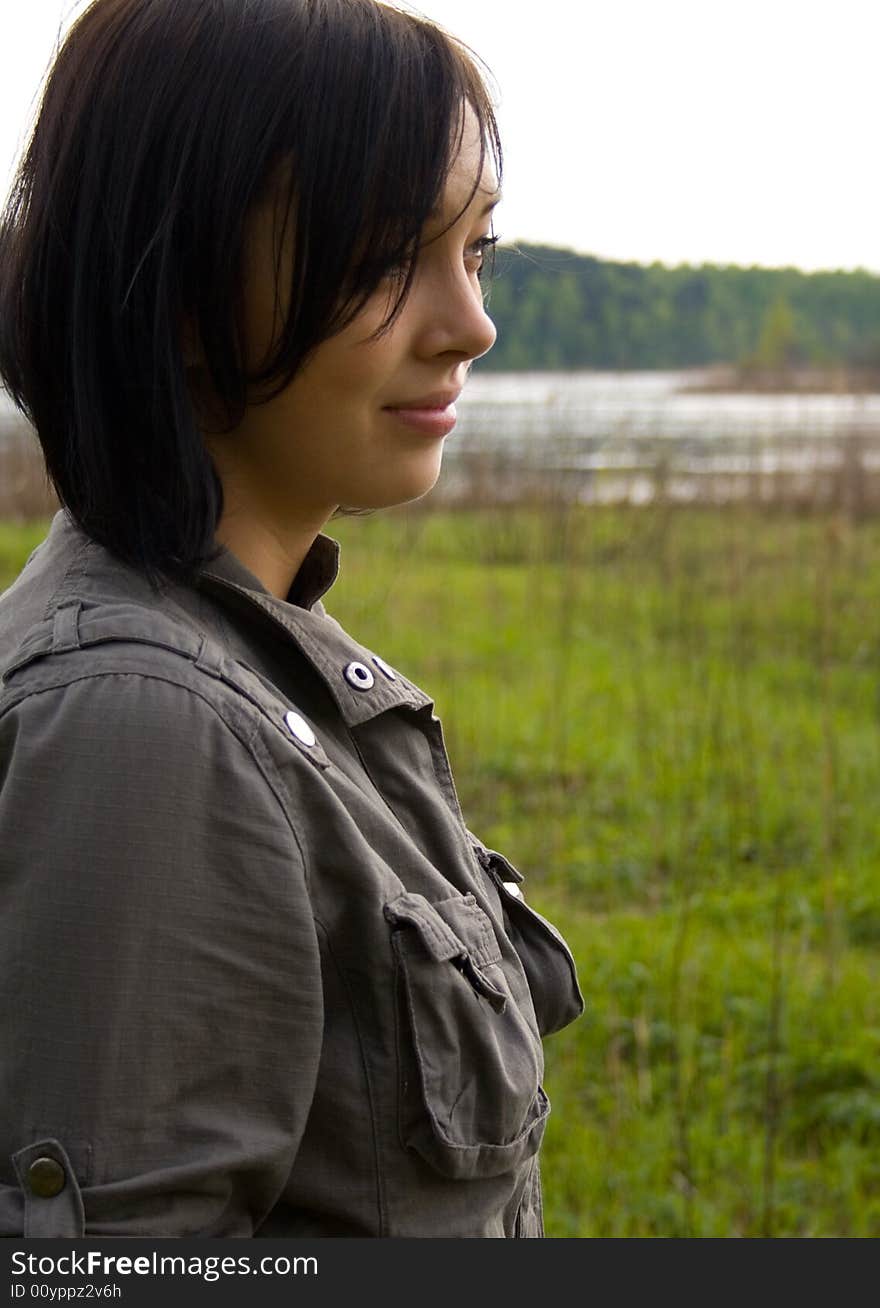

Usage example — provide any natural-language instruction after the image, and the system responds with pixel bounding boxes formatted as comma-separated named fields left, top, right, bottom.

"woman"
left=0, top=0, right=582, bottom=1238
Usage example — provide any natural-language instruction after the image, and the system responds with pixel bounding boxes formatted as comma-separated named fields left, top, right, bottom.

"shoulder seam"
left=0, top=667, right=316, bottom=891
left=0, top=667, right=259, bottom=751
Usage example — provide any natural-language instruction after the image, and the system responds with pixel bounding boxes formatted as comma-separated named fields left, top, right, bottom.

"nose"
left=466, top=298, right=497, bottom=362
left=416, top=266, right=497, bottom=364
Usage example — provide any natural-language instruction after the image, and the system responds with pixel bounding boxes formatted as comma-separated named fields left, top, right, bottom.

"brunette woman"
left=0, top=0, right=582, bottom=1238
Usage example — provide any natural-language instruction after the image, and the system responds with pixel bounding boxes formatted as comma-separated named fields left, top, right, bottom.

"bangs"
left=250, top=2, right=503, bottom=391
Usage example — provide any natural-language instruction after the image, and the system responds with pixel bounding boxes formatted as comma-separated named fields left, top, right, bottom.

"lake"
left=444, top=369, right=880, bottom=506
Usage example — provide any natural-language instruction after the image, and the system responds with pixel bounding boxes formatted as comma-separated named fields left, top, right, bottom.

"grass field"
left=4, top=502, right=880, bottom=1236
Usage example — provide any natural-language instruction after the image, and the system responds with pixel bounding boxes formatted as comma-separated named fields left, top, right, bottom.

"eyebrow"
left=429, top=191, right=503, bottom=222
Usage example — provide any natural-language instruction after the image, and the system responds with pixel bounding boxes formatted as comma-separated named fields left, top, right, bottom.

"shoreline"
left=677, top=364, right=880, bottom=396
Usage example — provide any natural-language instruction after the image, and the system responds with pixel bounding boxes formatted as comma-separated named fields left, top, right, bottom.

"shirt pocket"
left=383, top=890, right=550, bottom=1181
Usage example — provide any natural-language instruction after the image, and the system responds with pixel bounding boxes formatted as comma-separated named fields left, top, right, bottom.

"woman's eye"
left=467, top=234, right=499, bottom=281
left=382, top=232, right=500, bottom=286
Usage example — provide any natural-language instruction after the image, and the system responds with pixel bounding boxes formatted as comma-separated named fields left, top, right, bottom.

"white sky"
left=1, top=0, right=877, bottom=273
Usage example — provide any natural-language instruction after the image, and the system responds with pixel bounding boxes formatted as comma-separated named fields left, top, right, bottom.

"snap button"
left=343, top=661, right=375, bottom=691
left=27, top=1157, right=65, bottom=1199
left=502, top=881, right=524, bottom=900
left=285, top=710, right=317, bottom=747
left=371, top=655, right=397, bottom=681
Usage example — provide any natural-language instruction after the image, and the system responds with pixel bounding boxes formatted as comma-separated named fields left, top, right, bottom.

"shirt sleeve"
left=0, top=668, right=324, bottom=1237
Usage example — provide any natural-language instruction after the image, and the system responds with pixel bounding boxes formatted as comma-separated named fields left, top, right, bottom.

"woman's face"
left=208, top=108, right=499, bottom=535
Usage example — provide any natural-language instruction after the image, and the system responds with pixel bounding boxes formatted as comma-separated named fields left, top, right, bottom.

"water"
left=443, top=369, right=880, bottom=504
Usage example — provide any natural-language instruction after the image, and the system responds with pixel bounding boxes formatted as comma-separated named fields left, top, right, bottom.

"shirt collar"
left=24, top=512, right=433, bottom=729
left=196, top=530, right=434, bottom=727
left=198, top=531, right=341, bottom=611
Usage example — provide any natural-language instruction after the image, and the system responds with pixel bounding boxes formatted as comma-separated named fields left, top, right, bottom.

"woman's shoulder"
left=6, top=511, right=215, bottom=671
left=0, top=512, right=279, bottom=767
left=0, top=556, right=321, bottom=902
left=0, top=513, right=338, bottom=832
left=0, top=510, right=172, bottom=676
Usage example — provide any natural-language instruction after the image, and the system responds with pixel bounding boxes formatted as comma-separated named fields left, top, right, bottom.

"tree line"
left=481, top=243, right=880, bottom=372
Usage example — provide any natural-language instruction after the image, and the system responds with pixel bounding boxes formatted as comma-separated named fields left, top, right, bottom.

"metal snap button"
left=343, top=661, right=375, bottom=691
left=285, top=710, right=317, bottom=747
left=371, top=654, right=397, bottom=681
left=27, top=1157, right=65, bottom=1199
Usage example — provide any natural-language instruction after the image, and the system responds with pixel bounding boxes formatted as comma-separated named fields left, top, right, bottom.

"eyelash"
left=384, top=233, right=500, bottom=284
left=469, top=234, right=500, bottom=281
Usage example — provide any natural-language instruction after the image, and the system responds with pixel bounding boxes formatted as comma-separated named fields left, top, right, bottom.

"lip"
left=388, top=390, right=461, bottom=410
left=382, top=390, right=461, bottom=437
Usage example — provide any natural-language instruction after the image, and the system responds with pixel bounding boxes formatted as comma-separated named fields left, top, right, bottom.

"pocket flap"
left=384, top=891, right=500, bottom=968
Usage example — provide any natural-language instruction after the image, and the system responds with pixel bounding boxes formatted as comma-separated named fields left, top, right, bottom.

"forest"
left=482, top=243, right=880, bottom=374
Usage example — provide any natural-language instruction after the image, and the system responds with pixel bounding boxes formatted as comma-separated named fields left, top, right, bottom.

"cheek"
left=270, top=341, right=386, bottom=428
left=255, top=288, right=405, bottom=416
left=329, top=291, right=411, bottom=399
left=326, top=336, right=399, bottom=403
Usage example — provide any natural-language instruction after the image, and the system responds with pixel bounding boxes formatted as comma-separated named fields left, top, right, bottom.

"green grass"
left=329, top=501, right=880, bottom=1237
left=0, top=518, right=53, bottom=589
left=6, top=501, right=880, bottom=1236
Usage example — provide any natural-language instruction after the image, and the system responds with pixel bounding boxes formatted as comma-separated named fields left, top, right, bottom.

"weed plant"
left=3, top=501, right=880, bottom=1236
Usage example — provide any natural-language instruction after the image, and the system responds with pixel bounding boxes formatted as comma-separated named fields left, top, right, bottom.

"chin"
left=356, top=465, right=443, bottom=511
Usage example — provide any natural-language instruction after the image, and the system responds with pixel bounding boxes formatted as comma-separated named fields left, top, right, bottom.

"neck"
left=203, top=438, right=334, bottom=599
left=212, top=506, right=328, bottom=600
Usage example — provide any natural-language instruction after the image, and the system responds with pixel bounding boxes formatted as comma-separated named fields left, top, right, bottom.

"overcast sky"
left=1, top=0, right=877, bottom=273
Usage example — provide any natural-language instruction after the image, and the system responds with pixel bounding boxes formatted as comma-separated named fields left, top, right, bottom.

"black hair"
left=0, top=0, right=502, bottom=586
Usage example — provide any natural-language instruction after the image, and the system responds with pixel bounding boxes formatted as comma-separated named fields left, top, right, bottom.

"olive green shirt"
left=0, top=510, right=583, bottom=1238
